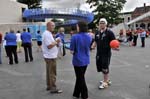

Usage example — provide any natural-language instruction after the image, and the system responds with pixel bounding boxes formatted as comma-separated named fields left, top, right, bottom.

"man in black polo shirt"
left=92, top=18, right=116, bottom=89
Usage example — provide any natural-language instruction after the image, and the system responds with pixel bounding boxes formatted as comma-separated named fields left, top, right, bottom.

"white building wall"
left=122, top=14, right=132, bottom=23
left=0, top=0, right=27, bottom=24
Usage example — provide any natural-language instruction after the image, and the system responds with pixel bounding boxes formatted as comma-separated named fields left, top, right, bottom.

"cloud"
left=42, top=0, right=150, bottom=12
left=123, top=0, right=150, bottom=12
left=123, top=0, right=139, bottom=12
left=42, top=0, right=85, bottom=8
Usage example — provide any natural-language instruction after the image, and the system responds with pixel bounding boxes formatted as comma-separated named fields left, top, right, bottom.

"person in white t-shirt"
left=42, top=21, right=62, bottom=94
left=16, top=30, right=22, bottom=53
left=140, top=28, right=146, bottom=47
left=55, top=37, right=63, bottom=59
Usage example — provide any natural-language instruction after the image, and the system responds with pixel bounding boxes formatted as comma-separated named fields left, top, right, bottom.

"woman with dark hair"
left=70, top=21, right=92, bottom=99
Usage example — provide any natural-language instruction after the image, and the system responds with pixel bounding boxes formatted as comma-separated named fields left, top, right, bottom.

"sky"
left=11, top=0, right=150, bottom=12
left=122, top=0, right=150, bottom=12
left=41, top=0, right=150, bottom=12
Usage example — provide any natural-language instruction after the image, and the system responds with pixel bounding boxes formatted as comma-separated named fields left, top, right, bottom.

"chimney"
left=144, top=3, right=146, bottom=7
left=144, top=3, right=146, bottom=12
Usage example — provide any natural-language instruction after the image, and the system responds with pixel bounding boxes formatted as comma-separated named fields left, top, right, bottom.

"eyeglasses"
left=99, top=22, right=105, bottom=24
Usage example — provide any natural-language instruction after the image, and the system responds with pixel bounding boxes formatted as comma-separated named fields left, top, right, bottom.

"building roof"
left=133, top=5, right=150, bottom=13
left=121, top=11, right=132, bottom=15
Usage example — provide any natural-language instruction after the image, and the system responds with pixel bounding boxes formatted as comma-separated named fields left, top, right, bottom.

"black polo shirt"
left=95, top=29, right=115, bottom=55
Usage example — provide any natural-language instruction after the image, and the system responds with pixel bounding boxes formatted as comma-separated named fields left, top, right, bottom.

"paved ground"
left=0, top=37, right=150, bottom=99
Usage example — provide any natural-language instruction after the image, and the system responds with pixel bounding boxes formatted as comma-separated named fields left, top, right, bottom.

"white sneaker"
left=99, top=80, right=111, bottom=85
left=99, top=82, right=108, bottom=89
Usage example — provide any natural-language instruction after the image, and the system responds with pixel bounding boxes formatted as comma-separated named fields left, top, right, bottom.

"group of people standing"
left=118, top=28, right=148, bottom=47
left=0, top=18, right=119, bottom=99
left=3, top=28, right=33, bottom=65
left=42, top=18, right=118, bottom=99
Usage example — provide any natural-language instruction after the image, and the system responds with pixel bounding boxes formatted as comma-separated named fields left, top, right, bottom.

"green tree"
left=17, top=0, right=42, bottom=8
left=86, top=0, right=126, bottom=25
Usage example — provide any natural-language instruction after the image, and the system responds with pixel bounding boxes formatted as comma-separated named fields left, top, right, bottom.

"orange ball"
left=110, top=40, right=120, bottom=48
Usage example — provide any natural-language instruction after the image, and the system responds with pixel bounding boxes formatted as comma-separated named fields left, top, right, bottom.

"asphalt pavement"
left=0, top=37, right=150, bottom=99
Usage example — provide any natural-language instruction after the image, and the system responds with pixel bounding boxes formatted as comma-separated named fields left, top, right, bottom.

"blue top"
left=21, top=32, right=32, bottom=43
left=55, top=33, right=65, bottom=43
left=70, top=32, right=92, bottom=66
left=4, top=32, right=17, bottom=46
left=36, top=33, right=42, bottom=41
left=140, top=31, right=146, bottom=38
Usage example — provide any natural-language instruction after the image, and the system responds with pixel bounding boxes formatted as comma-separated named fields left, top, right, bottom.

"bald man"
left=42, top=21, right=62, bottom=94
left=55, top=27, right=66, bottom=58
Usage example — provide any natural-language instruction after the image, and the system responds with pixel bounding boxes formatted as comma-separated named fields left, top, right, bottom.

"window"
left=128, top=17, right=130, bottom=22
left=140, top=23, right=145, bottom=29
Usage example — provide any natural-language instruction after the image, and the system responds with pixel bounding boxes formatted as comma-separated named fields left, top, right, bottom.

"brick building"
left=132, top=3, right=150, bottom=30
left=122, top=3, right=150, bottom=30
